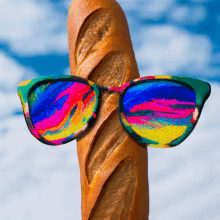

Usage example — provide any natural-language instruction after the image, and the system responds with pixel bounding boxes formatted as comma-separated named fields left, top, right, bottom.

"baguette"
left=68, top=0, right=149, bottom=219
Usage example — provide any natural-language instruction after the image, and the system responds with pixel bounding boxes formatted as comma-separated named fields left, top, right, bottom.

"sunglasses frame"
left=17, top=75, right=211, bottom=148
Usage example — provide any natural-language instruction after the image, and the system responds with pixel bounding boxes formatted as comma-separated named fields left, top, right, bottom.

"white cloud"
left=0, top=92, right=20, bottom=116
left=0, top=116, right=81, bottom=219
left=0, top=0, right=68, bottom=56
left=0, top=51, right=37, bottom=117
left=0, top=81, right=219, bottom=219
left=0, top=51, right=37, bottom=90
left=135, top=25, right=213, bottom=77
left=0, top=52, right=23, bottom=90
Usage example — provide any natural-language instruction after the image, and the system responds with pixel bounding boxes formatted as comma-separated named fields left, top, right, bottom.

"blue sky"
left=0, top=0, right=220, bottom=219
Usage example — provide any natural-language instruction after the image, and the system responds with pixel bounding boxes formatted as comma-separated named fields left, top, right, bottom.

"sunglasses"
left=17, top=75, right=211, bottom=148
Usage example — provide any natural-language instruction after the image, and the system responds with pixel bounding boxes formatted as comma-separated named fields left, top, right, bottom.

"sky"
left=0, top=0, right=220, bottom=219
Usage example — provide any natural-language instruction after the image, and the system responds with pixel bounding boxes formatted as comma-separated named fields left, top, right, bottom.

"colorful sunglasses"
left=17, top=75, right=211, bottom=148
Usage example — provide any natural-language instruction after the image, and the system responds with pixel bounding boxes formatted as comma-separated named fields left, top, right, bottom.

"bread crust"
left=68, top=0, right=149, bottom=219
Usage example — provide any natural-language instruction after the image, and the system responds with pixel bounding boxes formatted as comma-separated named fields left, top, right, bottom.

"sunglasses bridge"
left=95, top=82, right=131, bottom=93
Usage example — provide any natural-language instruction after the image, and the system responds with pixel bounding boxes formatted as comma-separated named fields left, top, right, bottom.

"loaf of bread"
left=68, top=0, right=149, bottom=219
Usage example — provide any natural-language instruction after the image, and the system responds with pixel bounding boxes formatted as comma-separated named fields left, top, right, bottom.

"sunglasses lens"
left=122, top=81, right=196, bottom=145
left=28, top=80, right=97, bottom=144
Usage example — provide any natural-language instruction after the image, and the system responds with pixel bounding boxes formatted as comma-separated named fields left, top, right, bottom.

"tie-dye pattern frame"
left=17, top=75, right=211, bottom=148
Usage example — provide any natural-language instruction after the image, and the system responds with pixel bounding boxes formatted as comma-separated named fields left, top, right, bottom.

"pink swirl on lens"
left=130, top=99, right=195, bottom=119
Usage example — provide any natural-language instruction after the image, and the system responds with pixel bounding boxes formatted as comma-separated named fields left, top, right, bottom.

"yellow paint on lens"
left=131, top=124, right=187, bottom=145
left=43, top=98, right=96, bottom=141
